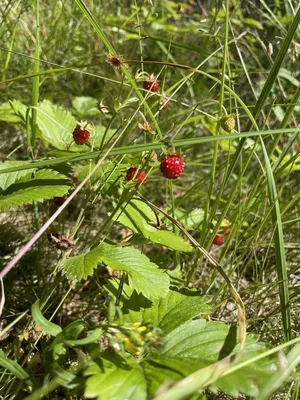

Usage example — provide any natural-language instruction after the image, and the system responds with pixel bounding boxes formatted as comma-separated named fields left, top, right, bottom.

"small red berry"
left=144, top=79, right=159, bottom=92
left=54, top=197, right=65, bottom=207
left=160, top=154, right=184, bottom=179
left=126, top=167, right=146, bottom=186
left=72, top=122, right=91, bottom=145
left=213, top=234, right=225, bottom=245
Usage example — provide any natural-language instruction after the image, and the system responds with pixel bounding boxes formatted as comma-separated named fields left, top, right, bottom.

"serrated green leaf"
left=0, top=102, right=23, bottom=123
left=0, top=349, right=32, bottom=384
left=116, top=199, right=193, bottom=252
left=9, top=99, right=28, bottom=122
left=72, top=96, right=99, bottom=117
left=31, top=299, right=62, bottom=336
left=84, top=352, right=147, bottom=400
left=0, top=161, right=37, bottom=190
left=0, top=169, right=70, bottom=211
left=143, top=320, right=277, bottom=397
left=62, top=243, right=170, bottom=300
left=122, top=288, right=211, bottom=334
left=35, top=100, right=77, bottom=150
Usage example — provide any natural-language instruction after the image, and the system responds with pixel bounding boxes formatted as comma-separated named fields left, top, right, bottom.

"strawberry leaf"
left=0, top=169, right=70, bottom=211
left=62, top=243, right=170, bottom=300
left=35, top=100, right=76, bottom=150
left=0, top=161, right=37, bottom=190
left=143, top=320, right=277, bottom=397
left=84, top=353, right=147, bottom=400
left=122, top=287, right=211, bottom=334
left=115, top=199, right=193, bottom=252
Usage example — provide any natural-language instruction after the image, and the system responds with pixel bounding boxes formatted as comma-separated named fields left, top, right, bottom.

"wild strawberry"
left=221, top=114, right=235, bottom=133
left=160, top=154, right=184, bottom=179
left=144, top=75, right=159, bottom=92
left=213, top=234, right=225, bottom=245
left=72, top=121, right=92, bottom=145
left=54, top=197, right=65, bottom=207
left=126, top=167, right=146, bottom=186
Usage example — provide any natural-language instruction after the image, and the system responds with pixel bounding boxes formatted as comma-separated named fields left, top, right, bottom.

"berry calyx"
left=143, top=74, right=159, bottom=92
left=221, top=114, right=235, bottom=133
left=160, top=154, right=184, bottom=179
left=213, top=234, right=225, bottom=245
left=72, top=121, right=91, bottom=145
left=126, top=167, right=146, bottom=186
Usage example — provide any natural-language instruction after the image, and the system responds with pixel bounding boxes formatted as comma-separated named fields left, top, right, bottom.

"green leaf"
left=174, top=208, right=204, bottom=231
left=31, top=299, right=62, bottom=336
left=0, top=169, right=71, bottom=211
left=77, top=162, right=124, bottom=194
left=0, top=349, right=32, bottom=384
left=116, top=199, right=193, bottom=252
left=0, top=102, right=23, bottom=123
left=64, top=328, right=103, bottom=346
left=122, top=287, right=211, bottom=334
left=84, top=352, right=147, bottom=400
left=257, top=342, right=300, bottom=400
left=62, top=243, right=170, bottom=300
left=72, top=96, right=100, bottom=117
left=9, top=99, right=28, bottom=122
left=35, top=100, right=76, bottom=150
left=143, top=320, right=277, bottom=397
left=0, top=161, right=37, bottom=190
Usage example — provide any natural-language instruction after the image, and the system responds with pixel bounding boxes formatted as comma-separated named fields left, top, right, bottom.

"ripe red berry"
left=160, top=154, right=184, bottom=179
left=126, top=167, right=146, bottom=186
left=213, top=234, right=225, bottom=245
left=72, top=124, right=90, bottom=145
left=144, top=79, right=159, bottom=92
left=54, top=197, right=65, bottom=207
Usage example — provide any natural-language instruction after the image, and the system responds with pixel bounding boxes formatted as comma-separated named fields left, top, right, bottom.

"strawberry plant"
left=0, top=1, right=300, bottom=400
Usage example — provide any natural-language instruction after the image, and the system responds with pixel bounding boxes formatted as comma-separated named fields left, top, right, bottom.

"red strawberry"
left=72, top=122, right=91, bottom=145
left=126, top=167, right=146, bottom=186
left=213, top=234, right=225, bottom=245
left=160, top=154, right=184, bottom=179
left=144, top=79, right=159, bottom=92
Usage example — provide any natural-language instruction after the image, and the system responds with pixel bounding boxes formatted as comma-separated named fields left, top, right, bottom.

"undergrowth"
left=0, top=1, right=300, bottom=399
